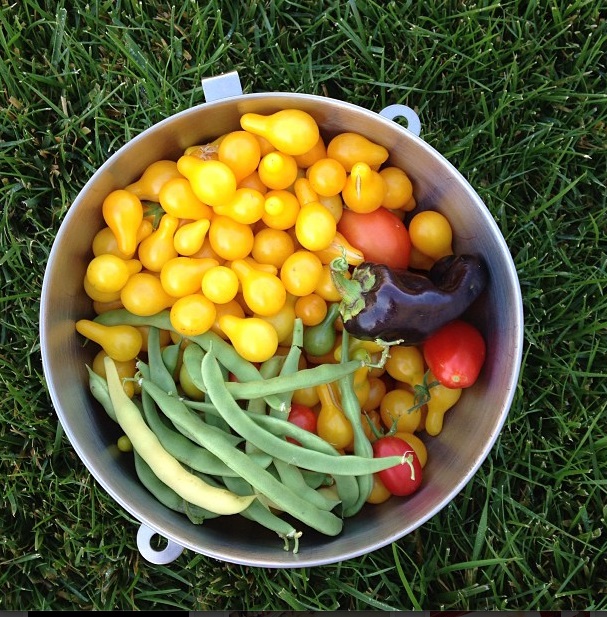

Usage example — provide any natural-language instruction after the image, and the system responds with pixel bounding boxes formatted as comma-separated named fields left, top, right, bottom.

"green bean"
left=219, top=359, right=364, bottom=403
left=300, top=469, right=332, bottom=489
left=222, top=475, right=302, bottom=553
left=133, top=451, right=220, bottom=524
left=269, top=318, right=304, bottom=419
left=147, top=327, right=180, bottom=394
left=200, top=348, right=404, bottom=476
left=180, top=342, right=233, bottom=433
left=246, top=354, right=285, bottom=416
left=141, top=378, right=344, bottom=536
left=104, top=356, right=255, bottom=515
left=138, top=361, right=268, bottom=476
left=86, top=365, right=117, bottom=422
left=161, top=343, right=181, bottom=380
left=337, top=330, right=374, bottom=517
left=95, top=308, right=173, bottom=330
left=272, top=458, right=341, bottom=512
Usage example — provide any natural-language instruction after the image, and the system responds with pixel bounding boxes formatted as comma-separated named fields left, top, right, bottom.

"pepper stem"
left=329, top=254, right=367, bottom=321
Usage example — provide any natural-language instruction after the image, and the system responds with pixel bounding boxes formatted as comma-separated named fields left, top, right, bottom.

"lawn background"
left=2, top=0, right=607, bottom=611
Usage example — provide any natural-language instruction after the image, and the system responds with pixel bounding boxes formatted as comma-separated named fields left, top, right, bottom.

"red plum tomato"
left=423, top=319, right=486, bottom=389
left=337, top=207, right=411, bottom=269
left=372, top=435, right=422, bottom=496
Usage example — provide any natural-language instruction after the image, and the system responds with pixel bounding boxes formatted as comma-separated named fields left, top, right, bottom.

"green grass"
left=2, top=0, right=607, bottom=610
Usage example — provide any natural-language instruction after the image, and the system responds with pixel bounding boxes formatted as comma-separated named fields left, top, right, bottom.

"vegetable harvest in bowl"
left=74, top=107, right=489, bottom=553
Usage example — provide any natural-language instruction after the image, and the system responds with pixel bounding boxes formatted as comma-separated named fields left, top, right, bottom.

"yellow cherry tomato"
left=201, top=265, right=239, bottom=304
left=255, top=295, right=297, bottom=344
left=218, top=314, right=279, bottom=363
left=173, top=219, right=211, bottom=256
left=318, top=193, right=344, bottom=222
left=83, top=275, right=121, bottom=303
left=240, top=109, right=320, bottom=156
left=380, top=167, right=414, bottom=210
left=217, top=130, right=262, bottom=183
left=86, top=254, right=141, bottom=294
left=380, top=388, right=421, bottom=433
left=230, top=258, right=286, bottom=317
left=210, top=298, right=245, bottom=340
left=238, top=170, right=268, bottom=194
left=425, top=376, right=463, bottom=436
left=293, top=135, right=327, bottom=168
left=213, top=188, right=266, bottom=225
left=138, top=214, right=179, bottom=272
left=367, top=473, right=392, bottom=504
left=294, top=293, right=327, bottom=327
left=307, top=157, right=347, bottom=197
left=251, top=227, right=295, bottom=268
left=92, top=350, right=137, bottom=398
left=160, top=256, right=218, bottom=298
left=326, top=132, right=389, bottom=172
left=295, top=202, right=337, bottom=252
left=314, top=263, right=345, bottom=302
left=280, top=250, right=324, bottom=297
left=208, top=215, right=254, bottom=261
left=75, top=320, right=142, bottom=362
left=362, top=376, right=388, bottom=413
left=257, top=151, right=299, bottom=190
left=177, top=155, right=237, bottom=208
left=170, top=293, right=217, bottom=337
left=394, top=431, right=428, bottom=467
left=341, top=162, right=386, bottom=214
left=125, top=160, right=183, bottom=201
left=158, top=177, right=214, bottom=220
left=408, top=210, right=454, bottom=260
left=262, top=190, right=300, bottom=230
left=385, top=345, right=426, bottom=387
left=316, top=382, right=353, bottom=450
left=102, top=189, right=144, bottom=256
left=120, top=272, right=175, bottom=316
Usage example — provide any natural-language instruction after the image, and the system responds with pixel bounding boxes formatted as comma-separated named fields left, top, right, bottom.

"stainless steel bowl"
left=40, top=72, right=523, bottom=567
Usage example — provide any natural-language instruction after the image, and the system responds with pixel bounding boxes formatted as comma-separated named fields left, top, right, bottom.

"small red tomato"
left=372, top=436, right=422, bottom=496
left=423, top=319, right=486, bottom=389
left=286, top=403, right=318, bottom=445
left=337, top=207, right=411, bottom=269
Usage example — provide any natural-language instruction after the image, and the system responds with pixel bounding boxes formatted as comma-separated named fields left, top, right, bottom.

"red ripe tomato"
left=286, top=403, right=318, bottom=445
left=337, top=207, right=411, bottom=269
left=423, top=319, right=486, bottom=389
left=372, top=436, right=422, bottom=496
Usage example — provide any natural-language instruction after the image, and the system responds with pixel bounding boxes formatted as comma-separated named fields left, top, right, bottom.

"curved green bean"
left=337, top=330, right=374, bottom=517
left=138, top=361, right=269, bottom=476
left=222, top=475, right=302, bottom=553
left=272, top=458, right=341, bottom=512
left=141, top=378, right=344, bottom=536
left=200, top=348, right=405, bottom=476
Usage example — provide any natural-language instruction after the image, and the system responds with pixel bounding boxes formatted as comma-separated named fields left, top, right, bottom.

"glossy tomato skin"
left=372, top=436, right=423, bottom=496
left=423, top=319, right=486, bottom=389
left=337, top=207, right=411, bottom=269
left=286, top=403, right=318, bottom=445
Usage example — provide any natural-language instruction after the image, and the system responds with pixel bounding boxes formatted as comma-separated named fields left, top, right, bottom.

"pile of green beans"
left=91, top=309, right=406, bottom=553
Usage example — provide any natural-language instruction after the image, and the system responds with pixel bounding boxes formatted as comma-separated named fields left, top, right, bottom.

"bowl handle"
left=379, top=104, right=421, bottom=136
left=136, top=523, right=184, bottom=564
left=201, top=71, right=243, bottom=102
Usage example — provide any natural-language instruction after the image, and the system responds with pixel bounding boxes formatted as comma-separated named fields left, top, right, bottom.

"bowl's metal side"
left=40, top=93, right=523, bottom=567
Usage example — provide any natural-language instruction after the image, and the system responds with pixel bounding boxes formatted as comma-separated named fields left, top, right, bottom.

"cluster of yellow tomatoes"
left=81, top=108, right=464, bottom=502
left=84, top=108, right=425, bottom=363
